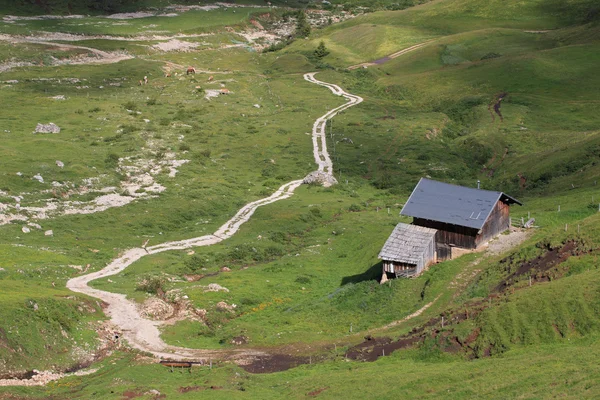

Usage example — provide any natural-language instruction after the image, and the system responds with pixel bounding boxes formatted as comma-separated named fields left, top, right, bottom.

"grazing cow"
left=143, top=76, right=148, bottom=85
left=165, top=72, right=171, bottom=77
left=207, top=75, right=214, bottom=82
left=186, top=66, right=196, bottom=75
left=219, top=88, right=230, bottom=95
left=138, top=80, right=143, bottom=86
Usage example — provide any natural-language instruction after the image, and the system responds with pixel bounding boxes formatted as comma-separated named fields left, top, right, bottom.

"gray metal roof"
left=378, top=223, right=437, bottom=264
left=400, top=178, right=522, bottom=230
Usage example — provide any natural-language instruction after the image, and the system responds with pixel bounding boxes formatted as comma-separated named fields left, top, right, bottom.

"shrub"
left=104, top=153, right=120, bottom=167
left=314, top=41, right=330, bottom=58
left=480, top=52, right=502, bottom=60
left=348, top=203, right=363, bottom=212
left=136, top=275, right=166, bottom=295
left=295, top=276, right=311, bottom=284
left=183, top=255, right=208, bottom=273
left=123, top=101, right=138, bottom=111
left=179, top=143, right=191, bottom=152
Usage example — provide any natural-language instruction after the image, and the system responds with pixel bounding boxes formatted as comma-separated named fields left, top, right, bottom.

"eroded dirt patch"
left=347, top=241, right=592, bottom=362
left=239, top=354, right=310, bottom=374
left=493, top=240, right=581, bottom=292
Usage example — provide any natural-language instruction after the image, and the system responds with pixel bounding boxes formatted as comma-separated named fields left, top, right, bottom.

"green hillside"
left=0, top=0, right=600, bottom=397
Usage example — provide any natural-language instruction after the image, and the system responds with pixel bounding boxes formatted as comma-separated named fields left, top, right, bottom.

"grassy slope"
left=0, top=9, right=329, bottom=373
left=1, top=0, right=600, bottom=396
left=282, top=0, right=600, bottom=197
left=5, top=337, right=600, bottom=398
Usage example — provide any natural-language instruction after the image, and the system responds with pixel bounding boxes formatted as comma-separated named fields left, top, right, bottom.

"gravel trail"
left=65, top=73, right=364, bottom=362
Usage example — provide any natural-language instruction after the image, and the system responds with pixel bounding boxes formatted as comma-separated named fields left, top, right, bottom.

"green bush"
left=136, top=275, right=166, bottom=295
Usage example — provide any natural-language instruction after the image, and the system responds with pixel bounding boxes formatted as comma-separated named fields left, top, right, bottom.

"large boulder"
left=303, top=171, right=338, bottom=187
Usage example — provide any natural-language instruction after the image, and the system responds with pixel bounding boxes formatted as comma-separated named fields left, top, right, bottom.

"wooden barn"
left=379, top=178, right=521, bottom=279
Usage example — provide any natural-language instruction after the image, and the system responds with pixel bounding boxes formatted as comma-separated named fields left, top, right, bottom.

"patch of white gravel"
left=151, top=39, right=199, bottom=52
left=105, top=12, right=176, bottom=19
left=0, top=155, right=190, bottom=225
left=0, top=368, right=98, bottom=387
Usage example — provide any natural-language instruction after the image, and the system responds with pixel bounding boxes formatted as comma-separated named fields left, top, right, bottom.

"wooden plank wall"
left=476, top=200, right=510, bottom=246
left=382, top=234, right=436, bottom=277
left=414, top=218, right=478, bottom=249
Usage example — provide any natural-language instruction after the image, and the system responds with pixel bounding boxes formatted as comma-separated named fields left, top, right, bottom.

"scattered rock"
left=303, top=171, right=338, bottom=187
left=152, top=39, right=199, bottom=52
left=28, top=223, right=42, bottom=229
left=253, top=104, right=261, bottom=108
left=220, top=266, right=231, bottom=272
left=204, top=283, right=229, bottom=292
left=50, top=95, right=65, bottom=100
left=32, top=174, right=44, bottom=183
left=56, top=160, right=64, bottom=168
left=44, top=230, right=53, bottom=236
left=34, top=123, right=61, bottom=134
left=140, top=297, right=174, bottom=320
left=21, top=226, right=30, bottom=233
left=187, top=250, right=195, bottom=255
left=216, top=301, right=236, bottom=312
left=231, top=335, right=248, bottom=345
left=184, top=274, right=203, bottom=282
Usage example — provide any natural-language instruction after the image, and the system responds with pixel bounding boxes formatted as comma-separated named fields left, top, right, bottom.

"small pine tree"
left=296, top=10, right=311, bottom=37
left=314, top=41, right=330, bottom=58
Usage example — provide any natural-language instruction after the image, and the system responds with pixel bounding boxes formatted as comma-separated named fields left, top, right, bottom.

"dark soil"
left=240, top=354, right=311, bottom=374
left=121, top=390, right=143, bottom=400
left=307, top=387, right=329, bottom=397
left=0, top=370, right=37, bottom=380
left=493, top=241, right=579, bottom=293
left=346, top=335, right=423, bottom=362
left=178, top=386, right=205, bottom=393
left=345, top=241, right=588, bottom=362
left=488, top=92, right=508, bottom=122
left=373, top=56, right=391, bottom=64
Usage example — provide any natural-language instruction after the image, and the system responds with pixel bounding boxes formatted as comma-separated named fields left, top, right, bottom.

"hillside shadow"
left=340, top=261, right=382, bottom=286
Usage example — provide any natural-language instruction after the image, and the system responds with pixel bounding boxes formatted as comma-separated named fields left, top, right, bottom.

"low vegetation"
left=0, top=0, right=600, bottom=397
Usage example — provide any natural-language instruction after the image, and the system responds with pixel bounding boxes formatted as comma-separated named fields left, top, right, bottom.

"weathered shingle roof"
left=378, top=223, right=437, bottom=264
left=400, top=178, right=522, bottom=230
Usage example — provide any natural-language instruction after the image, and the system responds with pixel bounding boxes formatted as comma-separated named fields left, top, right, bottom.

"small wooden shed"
left=378, top=223, right=437, bottom=278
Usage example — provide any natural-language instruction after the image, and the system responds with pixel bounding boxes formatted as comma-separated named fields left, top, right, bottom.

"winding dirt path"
left=66, top=73, right=364, bottom=361
left=347, top=41, right=433, bottom=70
left=0, top=34, right=133, bottom=67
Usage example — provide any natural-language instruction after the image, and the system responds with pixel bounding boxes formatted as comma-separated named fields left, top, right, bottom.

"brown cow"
left=207, top=75, right=214, bottom=82
left=186, top=67, right=196, bottom=75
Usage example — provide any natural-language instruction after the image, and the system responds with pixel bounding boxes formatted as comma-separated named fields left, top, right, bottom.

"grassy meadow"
left=1, top=0, right=600, bottom=397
